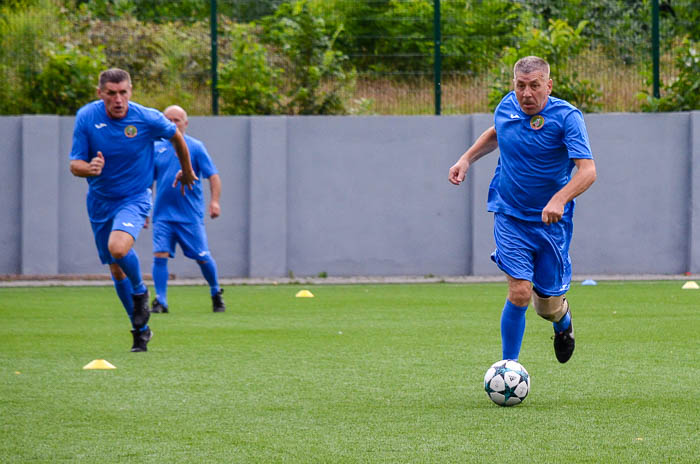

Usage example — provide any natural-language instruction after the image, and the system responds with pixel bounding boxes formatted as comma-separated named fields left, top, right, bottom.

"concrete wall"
left=1, top=112, right=699, bottom=278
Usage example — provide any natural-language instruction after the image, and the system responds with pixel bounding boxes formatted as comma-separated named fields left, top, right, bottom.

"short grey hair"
left=513, top=56, right=550, bottom=79
left=98, top=68, right=131, bottom=89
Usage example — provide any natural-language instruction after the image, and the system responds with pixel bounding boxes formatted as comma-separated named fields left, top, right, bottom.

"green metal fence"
left=0, top=0, right=697, bottom=116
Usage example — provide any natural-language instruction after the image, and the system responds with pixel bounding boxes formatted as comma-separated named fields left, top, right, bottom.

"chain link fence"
left=0, top=0, right=697, bottom=116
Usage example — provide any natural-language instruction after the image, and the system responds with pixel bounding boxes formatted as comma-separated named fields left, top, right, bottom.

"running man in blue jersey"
left=150, top=105, right=225, bottom=314
left=448, top=56, right=597, bottom=364
left=69, top=68, right=197, bottom=352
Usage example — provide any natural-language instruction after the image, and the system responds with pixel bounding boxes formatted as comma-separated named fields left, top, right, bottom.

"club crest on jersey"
left=530, top=115, right=545, bottom=130
left=124, top=125, right=138, bottom=138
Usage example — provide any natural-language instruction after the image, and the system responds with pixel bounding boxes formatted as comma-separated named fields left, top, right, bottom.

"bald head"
left=163, top=105, right=188, bottom=134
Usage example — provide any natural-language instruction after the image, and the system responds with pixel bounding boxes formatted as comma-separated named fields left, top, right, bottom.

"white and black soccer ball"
left=483, top=360, right=530, bottom=406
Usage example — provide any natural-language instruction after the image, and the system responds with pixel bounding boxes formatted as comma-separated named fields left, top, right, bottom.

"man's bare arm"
left=208, top=174, right=222, bottom=219
left=169, top=129, right=198, bottom=194
left=541, top=158, right=597, bottom=224
left=70, top=152, right=104, bottom=177
left=448, top=126, right=499, bottom=185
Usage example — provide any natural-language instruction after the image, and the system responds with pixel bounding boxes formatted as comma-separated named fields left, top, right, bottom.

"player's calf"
left=132, top=289, right=151, bottom=328
left=533, top=293, right=575, bottom=363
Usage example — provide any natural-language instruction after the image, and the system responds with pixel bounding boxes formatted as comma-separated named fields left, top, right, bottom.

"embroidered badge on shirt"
left=124, top=125, right=138, bottom=138
left=530, top=115, right=545, bottom=130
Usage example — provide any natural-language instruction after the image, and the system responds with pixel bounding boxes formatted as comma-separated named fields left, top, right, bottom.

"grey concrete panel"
left=689, top=111, right=700, bottom=273
left=2, top=112, right=699, bottom=278
left=21, top=116, right=60, bottom=274
left=249, top=117, right=287, bottom=277
left=286, top=116, right=472, bottom=277
left=571, top=113, right=691, bottom=274
left=470, top=114, right=501, bottom=276
left=0, top=117, right=22, bottom=274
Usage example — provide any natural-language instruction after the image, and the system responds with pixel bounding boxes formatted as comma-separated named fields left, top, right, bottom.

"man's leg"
left=178, top=222, right=225, bottom=313
left=110, top=265, right=134, bottom=323
left=531, top=218, right=575, bottom=363
left=500, top=276, right=531, bottom=361
left=151, top=252, right=170, bottom=313
left=532, top=291, right=574, bottom=363
left=108, top=230, right=150, bottom=330
left=197, top=255, right=225, bottom=312
left=109, top=262, right=152, bottom=352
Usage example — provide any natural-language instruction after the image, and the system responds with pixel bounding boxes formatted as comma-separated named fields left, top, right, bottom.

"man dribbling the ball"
left=448, top=56, right=597, bottom=363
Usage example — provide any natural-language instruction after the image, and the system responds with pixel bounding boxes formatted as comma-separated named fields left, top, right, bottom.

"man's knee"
left=532, top=293, right=568, bottom=322
left=108, top=244, right=129, bottom=259
left=507, top=280, right=532, bottom=307
left=108, top=231, right=134, bottom=259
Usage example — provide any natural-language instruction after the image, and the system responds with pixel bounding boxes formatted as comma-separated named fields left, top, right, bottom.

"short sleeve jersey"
left=70, top=100, right=177, bottom=200
left=153, top=134, right=218, bottom=224
left=488, top=91, right=593, bottom=222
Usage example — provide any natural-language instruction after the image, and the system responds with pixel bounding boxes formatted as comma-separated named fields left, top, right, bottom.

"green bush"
left=259, top=0, right=355, bottom=115
left=0, top=0, right=58, bottom=114
left=218, top=25, right=282, bottom=115
left=77, top=11, right=168, bottom=92
left=488, top=19, right=603, bottom=113
left=33, top=43, right=106, bottom=115
left=639, top=38, right=700, bottom=112
left=74, top=0, right=286, bottom=23
left=311, top=0, right=522, bottom=76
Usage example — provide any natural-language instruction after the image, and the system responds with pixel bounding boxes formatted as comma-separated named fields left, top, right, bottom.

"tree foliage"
left=639, top=38, right=700, bottom=111
left=218, top=25, right=282, bottom=115
left=257, top=0, right=355, bottom=115
left=488, top=19, right=603, bottom=113
left=0, top=0, right=698, bottom=115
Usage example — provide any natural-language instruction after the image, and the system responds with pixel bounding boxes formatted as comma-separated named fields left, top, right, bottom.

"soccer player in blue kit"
left=448, top=56, right=597, bottom=364
left=149, top=105, right=226, bottom=314
left=69, top=68, right=197, bottom=352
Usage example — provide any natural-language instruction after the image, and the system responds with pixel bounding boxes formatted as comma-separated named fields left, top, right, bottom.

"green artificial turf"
left=1, top=282, right=698, bottom=463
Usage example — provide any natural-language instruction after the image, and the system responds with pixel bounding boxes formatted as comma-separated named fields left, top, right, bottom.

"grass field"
left=1, top=281, right=698, bottom=462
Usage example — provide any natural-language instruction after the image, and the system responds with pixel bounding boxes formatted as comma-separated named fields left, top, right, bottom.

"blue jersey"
left=70, top=100, right=177, bottom=201
left=153, top=134, right=218, bottom=224
left=488, top=91, right=593, bottom=222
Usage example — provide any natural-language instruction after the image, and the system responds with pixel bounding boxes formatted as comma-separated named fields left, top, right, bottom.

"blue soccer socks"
left=152, top=256, right=169, bottom=306
left=197, top=256, right=220, bottom=296
left=553, top=309, right=571, bottom=333
left=115, top=249, right=147, bottom=295
left=500, top=300, right=528, bottom=361
left=112, top=276, right=134, bottom=322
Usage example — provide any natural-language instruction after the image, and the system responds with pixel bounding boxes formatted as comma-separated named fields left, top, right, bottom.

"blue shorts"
left=490, top=212, right=572, bottom=296
left=89, top=192, right=151, bottom=265
left=152, top=220, right=211, bottom=260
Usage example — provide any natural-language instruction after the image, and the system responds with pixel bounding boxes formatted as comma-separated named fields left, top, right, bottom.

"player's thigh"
left=173, top=223, right=211, bottom=260
left=532, top=220, right=573, bottom=296
left=90, top=219, right=115, bottom=265
left=152, top=221, right=178, bottom=258
left=491, top=213, right=537, bottom=282
left=112, top=198, right=151, bottom=241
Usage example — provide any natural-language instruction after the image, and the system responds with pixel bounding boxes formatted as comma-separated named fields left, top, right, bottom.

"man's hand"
left=541, top=198, right=565, bottom=224
left=448, top=160, right=469, bottom=185
left=88, top=151, right=105, bottom=176
left=172, top=169, right=199, bottom=195
left=209, top=200, right=221, bottom=219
